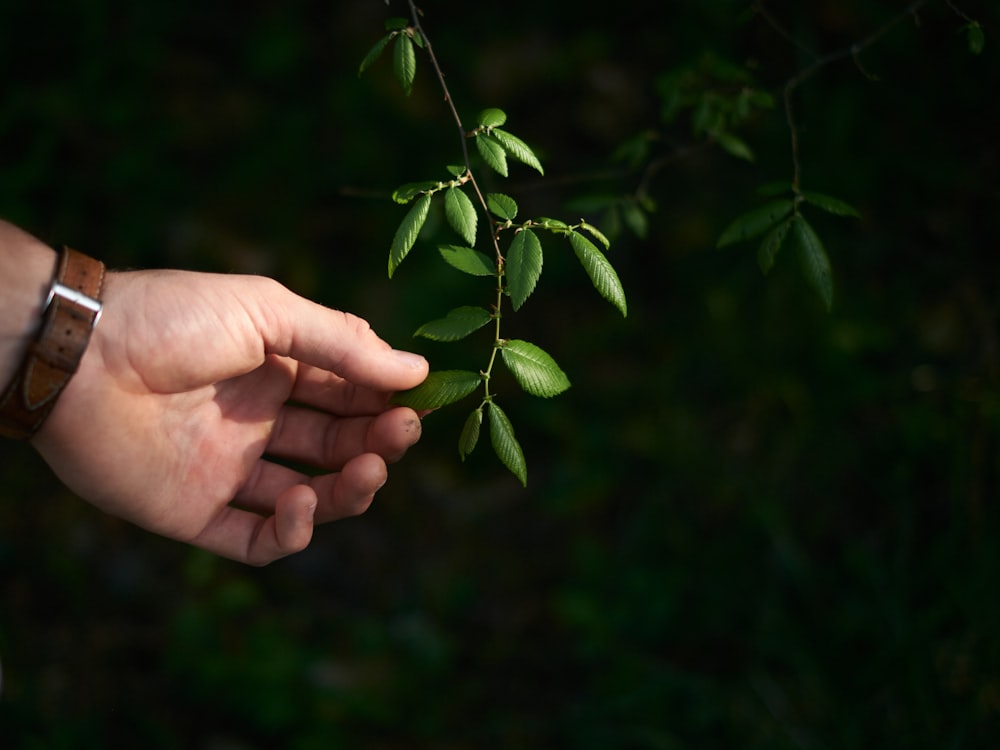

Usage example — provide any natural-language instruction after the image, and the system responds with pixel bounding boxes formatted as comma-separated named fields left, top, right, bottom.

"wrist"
left=0, top=222, right=106, bottom=440
left=0, top=222, right=58, bottom=387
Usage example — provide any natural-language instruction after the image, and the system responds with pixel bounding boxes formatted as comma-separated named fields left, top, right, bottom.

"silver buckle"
left=47, top=281, right=104, bottom=323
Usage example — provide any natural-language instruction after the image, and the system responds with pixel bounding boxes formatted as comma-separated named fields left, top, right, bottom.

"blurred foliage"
left=2, top=0, right=1000, bottom=747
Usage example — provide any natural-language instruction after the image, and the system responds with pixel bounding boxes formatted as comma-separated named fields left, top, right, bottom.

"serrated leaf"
left=486, top=193, right=518, bottom=221
left=716, top=131, right=755, bottom=162
left=358, top=33, right=393, bottom=76
left=478, top=108, right=507, bottom=128
left=716, top=199, right=795, bottom=247
left=506, top=229, right=543, bottom=311
left=567, top=231, right=628, bottom=317
left=393, top=34, right=416, bottom=95
left=802, top=191, right=861, bottom=218
left=390, top=370, right=481, bottom=410
left=438, top=244, right=496, bottom=276
left=392, top=180, right=439, bottom=204
left=459, top=407, right=483, bottom=460
left=414, top=306, right=492, bottom=341
left=579, top=221, right=611, bottom=249
left=487, top=402, right=527, bottom=486
left=491, top=128, right=544, bottom=175
left=445, top=164, right=466, bottom=178
left=444, top=187, right=477, bottom=245
left=389, top=193, right=431, bottom=277
left=790, top=214, right=833, bottom=312
left=475, top=133, right=508, bottom=177
left=757, top=217, right=792, bottom=274
left=501, top=339, right=571, bottom=398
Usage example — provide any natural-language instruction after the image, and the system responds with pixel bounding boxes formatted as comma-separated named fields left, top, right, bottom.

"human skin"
left=1, top=220, right=428, bottom=565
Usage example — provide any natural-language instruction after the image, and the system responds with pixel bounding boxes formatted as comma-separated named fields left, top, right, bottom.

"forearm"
left=0, top=220, right=59, bottom=387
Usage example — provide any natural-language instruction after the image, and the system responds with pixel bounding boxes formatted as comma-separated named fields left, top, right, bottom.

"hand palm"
left=34, top=269, right=427, bottom=564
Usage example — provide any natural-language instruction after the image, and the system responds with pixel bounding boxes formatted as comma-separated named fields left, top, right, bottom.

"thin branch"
left=752, top=1, right=820, bottom=62
left=942, top=0, right=977, bottom=24
left=758, top=0, right=933, bottom=192
left=405, top=1, right=503, bottom=263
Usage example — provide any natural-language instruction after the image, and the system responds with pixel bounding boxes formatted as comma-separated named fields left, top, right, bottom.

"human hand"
left=31, top=269, right=428, bottom=565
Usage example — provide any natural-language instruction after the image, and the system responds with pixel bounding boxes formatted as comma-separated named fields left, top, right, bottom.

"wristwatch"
left=0, top=246, right=105, bottom=440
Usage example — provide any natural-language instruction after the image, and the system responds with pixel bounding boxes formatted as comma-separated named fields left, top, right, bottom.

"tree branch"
left=758, top=0, right=934, bottom=192
left=405, top=1, right=503, bottom=263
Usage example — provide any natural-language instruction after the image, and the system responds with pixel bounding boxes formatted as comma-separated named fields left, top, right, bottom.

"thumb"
left=249, top=277, right=428, bottom=392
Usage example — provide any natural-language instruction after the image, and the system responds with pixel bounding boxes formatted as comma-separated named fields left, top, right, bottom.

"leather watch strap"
left=0, top=246, right=105, bottom=440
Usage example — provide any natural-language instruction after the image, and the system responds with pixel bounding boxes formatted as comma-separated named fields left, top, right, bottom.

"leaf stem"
left=406, top=1, right=508, bottom=414
left=405, top=1, right=503, bottom=265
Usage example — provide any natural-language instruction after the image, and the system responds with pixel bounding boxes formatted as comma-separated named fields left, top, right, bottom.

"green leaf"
left=458, top=407, right=483, bottom=460
left=445, top=164, right=466, bottom=178
left=438, top=245, right=496, bottom=276
left=358, top=33, right=393, bottom=76
left=486, top=193, right=518, bottom=221
left=389, top=193, right=431, bottom=277
left=802, top=191, right=861, bottom=218
left=757, top=217, right=792, bottom=275
left=491, top=128, right=544, bottom=175
left=478, top=108, right=507, bottom=128
left=506, top=229, right=543, bottom=311
left=392, top=180, right=439, bottom=204
left=501, top=339, right=571, bottom=398
left=579, top=221, right=611, bottom=249
left=567, top=231, right=628, bottom=317
left=622, top=201, right=649, bottom=239
left=487, top=402, right=527, bottom=486
left=967, top=22, right=985, bottom=55
left=716, top=131, right=755, bottom=162
left=414, top=306, right=492, bottom=341
left=391, top=370, right=482, bottom=410
left=716, top=199, right=795, bottom=247
left=475, top=133, right=508, bottom=177
left=384, top=17, right=409, bottom=31
left=393, top=34, right=416, bottom=95
left=536, top=217, right=569, bottom=231
left=444, top=187, right=477, bottom=245
left=790, top=214, right=833, bottom=312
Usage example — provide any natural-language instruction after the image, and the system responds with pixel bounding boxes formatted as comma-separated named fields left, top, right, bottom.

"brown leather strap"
left=0, top=246, right=105, bottom=440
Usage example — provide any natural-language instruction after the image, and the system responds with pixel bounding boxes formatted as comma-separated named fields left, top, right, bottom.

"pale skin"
left=0, top=220, right=429, bottom=565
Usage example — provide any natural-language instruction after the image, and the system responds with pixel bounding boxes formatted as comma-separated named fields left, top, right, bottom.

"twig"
left=759, top=0, right=933, bottom=192
left=405, top=1, right=504, bottom=263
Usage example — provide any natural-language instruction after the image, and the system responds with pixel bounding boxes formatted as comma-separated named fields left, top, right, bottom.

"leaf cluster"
left=358, top=17, right=425, bottom=95
left=359, top=22, right=628, bottom=485
left=656, top=51, right=774, bottom=162
left=717, top=186, right=861, bottom=311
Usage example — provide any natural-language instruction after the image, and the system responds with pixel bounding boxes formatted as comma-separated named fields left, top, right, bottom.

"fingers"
left=268, top=403, right=422, bottom=468
left=234, top=452, right=389, bottom=522
left=193, top=484, right=318, bottom=566
left=289, top=363, right=393, bottom=416
left=246, top=277, right=429, bottom=392
left=202, top=453, right=391, bottom=565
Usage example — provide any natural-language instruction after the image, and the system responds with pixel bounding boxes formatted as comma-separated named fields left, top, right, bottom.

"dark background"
left=2, top=1, right=999, bottom=747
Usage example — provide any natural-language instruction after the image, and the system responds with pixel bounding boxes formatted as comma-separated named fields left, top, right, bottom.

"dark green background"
left=2, top=1, right=999, bottom=747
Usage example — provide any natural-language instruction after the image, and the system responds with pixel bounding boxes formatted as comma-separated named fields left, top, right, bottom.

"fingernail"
left=392, top=349, right=427, bottom=369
